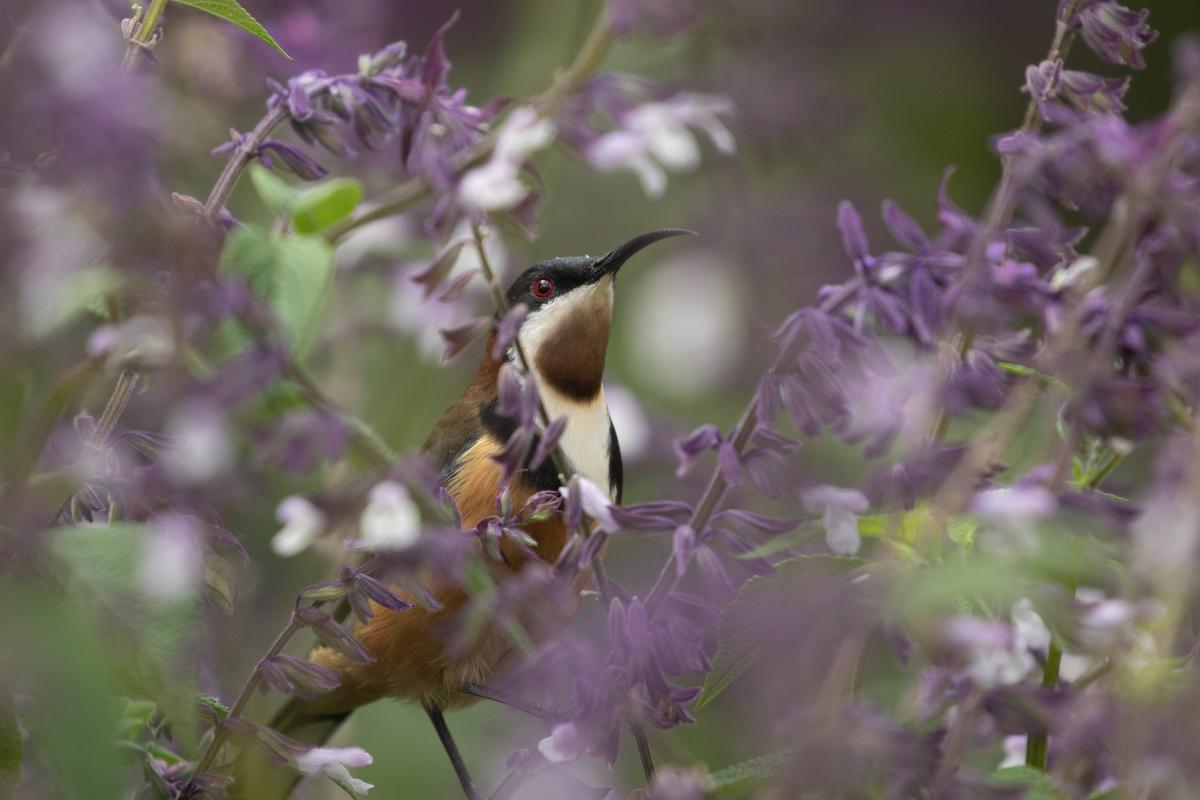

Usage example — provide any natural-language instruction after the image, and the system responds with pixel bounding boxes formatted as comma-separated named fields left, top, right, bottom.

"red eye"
left=531, top=277, right=555, bottom=300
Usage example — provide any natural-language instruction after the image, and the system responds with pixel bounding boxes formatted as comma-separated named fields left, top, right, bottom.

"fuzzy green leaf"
left=290, top=178, right=363, bottom=233
left=249, top=163, right=300, bottom=216
left=272, top=234, right=334, bottom=356
left=172, top=0, right=291, bottom=59
left=694, top=555, right=864, bottom=709
left=990, top=766, right=1069, bottom=799
left=48, top=525, right=201, bottom=743
left=709, top=750, right=792, bottom=795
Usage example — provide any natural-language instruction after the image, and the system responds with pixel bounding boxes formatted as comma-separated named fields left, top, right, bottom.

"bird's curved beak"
left=590, top=228, right=695, bottom=279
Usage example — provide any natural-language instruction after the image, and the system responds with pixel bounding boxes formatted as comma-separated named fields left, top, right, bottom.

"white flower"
left=459, top=107, right=556, bottom=211
left=272, top=496, right=326, bottom=557
left=802, top=485, right=869, bottom=556
left=163, top=405, right=234, bottom=485
left=294, top=746, right=374, bottom=796
left=537, top=722, right=586, bottom=764
left=139, top=515, right=202, bottom=601
left=459, top=160, right=528, bottom=211
left=585, top=93, right=734, bottom=198
left=492, top=106, right=557, bottom=160
left=1011, top=598, right=1051, bottom=655
left=358, top=481, right=421, bottom=550
left=998, top=735, right=1028, bottom=769
left=562, top=476, right=619, bottom=532
left=946, top=617, right=1035, bottom=689
left=1050, top=255, right=1099, bottom=291
left=87, top=315, right=175, bottom=370
left=971, top=485, right=1057, bottom=523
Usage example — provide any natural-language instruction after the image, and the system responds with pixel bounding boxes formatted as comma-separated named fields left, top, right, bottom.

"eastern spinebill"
left=239, top=229, right=691, bottom=800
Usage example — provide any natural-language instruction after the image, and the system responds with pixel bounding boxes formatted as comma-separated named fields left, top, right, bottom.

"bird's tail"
left=232, top=696, right=350, bottom=800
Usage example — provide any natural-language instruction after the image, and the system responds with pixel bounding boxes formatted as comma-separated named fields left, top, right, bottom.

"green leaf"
left=172, top=0, right=291, bottom=59
left=291, top=178, right=363, bottom=233
left=694, top=555, right=865, bottom=709
left=195, top=693, right=231, bottom=721
left=47, top=525, right=201, bottom=745
left=947, top=516, right=979, bottom=548
left=28, top=265, right=123, bottom=339
left=990, top=766, right=1069, bottom=799
left=735, top=521, right=820, bottom=560
left=218, top=228, right=335, bottom=358
left=219, top=225, right=276, bottom=295
left=0, top=584, right=126, bottom=800
left=709, top=751, right=792, bottom=795
left=272, top=234, right=335, bottom=356
left=249, top=163, right=300, bottom=216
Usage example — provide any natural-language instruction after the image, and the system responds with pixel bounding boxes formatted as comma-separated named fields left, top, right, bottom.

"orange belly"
left=308, top=436, right=573, bottom=712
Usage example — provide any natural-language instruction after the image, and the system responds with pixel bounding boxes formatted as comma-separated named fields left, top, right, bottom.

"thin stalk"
left=283, top=361, right=397, bottom=469
left=644, top=280, right=862, bottom=618
left=1025, top=442, right=1126, bottom=768
left=93, top=369, right=139, bottom=446
left=203, top=104, right=289, bottom=221
left=633, top=724, right=656, bottom=782
left=182, top=616, right=303, bottom=796
left=927, top=0, right=1086, bottom=441
left=930, top=691, right=981, bottom=798
left=644, top=404, right=757, bottom=616
left=121, top=0, right=168, bottom=71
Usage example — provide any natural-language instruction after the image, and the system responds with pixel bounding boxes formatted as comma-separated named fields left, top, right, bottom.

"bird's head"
left=501, top=229, right=692, bottom=401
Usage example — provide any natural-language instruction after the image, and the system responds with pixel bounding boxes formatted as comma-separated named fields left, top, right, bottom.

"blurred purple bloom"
left=607, top=0, right=698, bottom=38
left=259, top=653, right=342, bottom=699
left=1076, top=1, right=1157, bottom=69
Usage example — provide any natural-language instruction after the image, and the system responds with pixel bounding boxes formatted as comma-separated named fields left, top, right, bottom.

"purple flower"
left=1076, top=1, right=1158, bottom=70
left=607, top=0, right=698, bottom=38
left=1026, top=60, right=1131, bottom=120
left=259, top=653, right=342, bottom=699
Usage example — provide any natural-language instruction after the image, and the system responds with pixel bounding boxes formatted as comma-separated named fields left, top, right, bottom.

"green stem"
left=121, top=0, right=169, bottom=71
left=1025, top=448, right=1124, bottom=769
left=182, top=615, right=302, bottom=796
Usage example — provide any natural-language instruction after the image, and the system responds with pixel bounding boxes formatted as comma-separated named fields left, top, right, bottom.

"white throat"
left=537, top=381, right=614, bottom=498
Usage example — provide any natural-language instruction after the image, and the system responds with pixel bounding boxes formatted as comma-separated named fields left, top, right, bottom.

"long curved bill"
left=590, top=228, right=696, bottom=278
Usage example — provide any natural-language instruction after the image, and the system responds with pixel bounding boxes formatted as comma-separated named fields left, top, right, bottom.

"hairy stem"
left=182, top=616, right=303, bottom=796
left=643, top=280, right=860, bottom=618
left=203, top=104, right=289, bottom=221
left=121, top=0, right=168, bottom=71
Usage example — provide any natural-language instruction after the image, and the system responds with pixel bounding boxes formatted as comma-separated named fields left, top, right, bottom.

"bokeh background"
left=2, top=0, right=1199, bottom=797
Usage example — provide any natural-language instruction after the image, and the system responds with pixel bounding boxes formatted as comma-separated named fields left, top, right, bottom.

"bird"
left=236, top=229, right=691, bottom=800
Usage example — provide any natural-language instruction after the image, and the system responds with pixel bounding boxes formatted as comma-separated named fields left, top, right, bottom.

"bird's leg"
left=460, top=682, right=560, bottom=721
left=425, top=703, right=481, bottom=800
